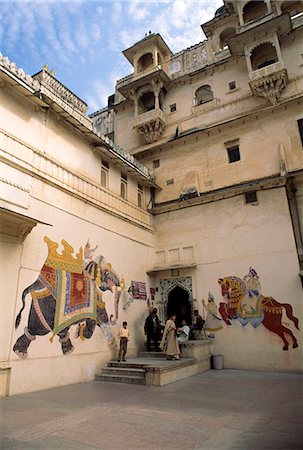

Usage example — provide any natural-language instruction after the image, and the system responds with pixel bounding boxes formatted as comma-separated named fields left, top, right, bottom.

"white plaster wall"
left=141, top=101, right=303, bottom=204
left=7, top=182, right=154, bottom=395
left=152, top=188, right=303, bottom=371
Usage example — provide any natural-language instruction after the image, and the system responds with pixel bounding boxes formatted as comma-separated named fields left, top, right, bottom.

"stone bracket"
left=249, top=68, right=288, bottom=105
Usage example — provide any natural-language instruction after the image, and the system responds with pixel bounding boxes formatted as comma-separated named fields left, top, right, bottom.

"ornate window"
left=139, top=91, right=155, bottom=113
left=243, top=1, right=268, bottom=24
left=219, top=28, right=236, bottom=50
left=194, top=85, right=214, bottom=105
left=138, top=53, right=153, bottom=72
left=250, top=42, right=278, bottom=70
left=201, top=47, right=207, bottom=65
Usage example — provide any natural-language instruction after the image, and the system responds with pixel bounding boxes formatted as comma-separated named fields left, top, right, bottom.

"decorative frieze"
left=33, top=70, right=88, bottom=114
left=192, top=98, right=221, bottom=116
left=132, top=108, right=166, bottom=143
left=0, top=129, right=154, bottom=231
left=0, top=52, right=40, bottom=91
left=249, top=68, right=288, bottom=105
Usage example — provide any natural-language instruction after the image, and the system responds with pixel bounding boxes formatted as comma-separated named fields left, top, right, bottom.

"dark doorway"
left=166, top=285, right=192, bottom=327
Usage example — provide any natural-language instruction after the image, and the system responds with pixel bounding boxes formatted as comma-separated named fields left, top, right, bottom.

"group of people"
left=116, top=294, right=222, bottom=362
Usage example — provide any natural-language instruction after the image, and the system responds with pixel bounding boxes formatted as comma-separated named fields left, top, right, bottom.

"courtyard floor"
left=0, top=369, right=302, bottom=450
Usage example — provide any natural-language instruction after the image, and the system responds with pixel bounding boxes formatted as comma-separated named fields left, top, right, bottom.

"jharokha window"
left=250, top=42, right=279, bottom=70
left=138, top=53, right=153, bottom=72
left=195, top=85, right=214, bottom=105
left=243, top=1, right=268, bottom=24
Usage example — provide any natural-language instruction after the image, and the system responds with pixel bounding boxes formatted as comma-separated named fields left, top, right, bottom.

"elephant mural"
left=13, top=236, right=124, bottom=358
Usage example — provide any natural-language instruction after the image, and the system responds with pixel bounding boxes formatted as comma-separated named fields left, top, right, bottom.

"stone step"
left=108, top=361, right=148, bottom=369
left=102, top=367, right=145, bottom=378
left=137, top=351, right=165, bottom=358
left=95, top=373, right=146, bottom=385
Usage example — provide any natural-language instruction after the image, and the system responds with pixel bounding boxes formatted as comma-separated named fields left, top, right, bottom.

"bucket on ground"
left=212, top=354, right=224, bottom=370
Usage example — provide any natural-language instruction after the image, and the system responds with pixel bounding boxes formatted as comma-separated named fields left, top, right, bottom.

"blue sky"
left=0, top=1, right=223, bottom=113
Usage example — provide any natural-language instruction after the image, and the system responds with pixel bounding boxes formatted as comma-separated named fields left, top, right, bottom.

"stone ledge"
left=145, top=357, right=210, bottom=386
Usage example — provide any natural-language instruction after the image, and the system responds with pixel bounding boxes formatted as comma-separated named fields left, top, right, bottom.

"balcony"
left=132, top=108, right=166, bottom=143
left=249, top=63, right=288, bottom=105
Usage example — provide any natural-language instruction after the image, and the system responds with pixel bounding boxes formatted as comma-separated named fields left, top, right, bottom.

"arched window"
left=219, top=27, right=236, bottom=50
left=195, top=85, right=214, bottom=105
left=139, top=91, right=155, bottom=113
left=243, top=1, right=268, bottom=23
left=250, top=42, right=278, bottom=70
left=138, top=53, right=153, bottom=72
left=281, top=1, right=303, bottom=17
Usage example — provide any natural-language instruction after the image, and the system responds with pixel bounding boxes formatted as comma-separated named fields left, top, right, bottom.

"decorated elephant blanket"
left=38, top=264, right=97, bottom=337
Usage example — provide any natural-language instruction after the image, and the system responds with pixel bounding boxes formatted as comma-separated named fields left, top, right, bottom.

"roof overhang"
left=228, top=14, right=292, bottom=55
left=123, top=33, right=173, bottom=66
left=146, top=262, right=197, bottom=274
left=117, top=67, right=170, bottom=98
left=0, top=208, right=51, bottom=242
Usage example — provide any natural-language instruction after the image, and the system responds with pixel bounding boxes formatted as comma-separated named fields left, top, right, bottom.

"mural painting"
left=217, top=268, right=299, bottom=350
left=201, top=292, right=223, bottom=339
left=13, top=236, right=124, bottom=358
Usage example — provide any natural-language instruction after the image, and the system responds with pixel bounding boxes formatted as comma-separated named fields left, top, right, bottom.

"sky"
left=0, top=0, right=223, bottom=113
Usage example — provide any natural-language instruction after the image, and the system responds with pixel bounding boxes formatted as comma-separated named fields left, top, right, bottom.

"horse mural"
left=218, top=268, right=299, bottom=350
left=13, top=236, right=124, bottom=358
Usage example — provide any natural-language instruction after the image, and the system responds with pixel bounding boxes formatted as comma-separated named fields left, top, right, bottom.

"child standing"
left=117, top=321, right=130, bottom=362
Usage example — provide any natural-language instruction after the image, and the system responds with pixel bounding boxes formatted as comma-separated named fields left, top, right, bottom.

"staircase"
left=96, top=362, right=146, bottom=385
left=95, top=340, right=211, bottom=386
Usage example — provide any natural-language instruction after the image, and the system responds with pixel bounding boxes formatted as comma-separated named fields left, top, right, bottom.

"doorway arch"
left=159, top=276, right=194, bottom=328
left=167, top=285, right=192, bottom=327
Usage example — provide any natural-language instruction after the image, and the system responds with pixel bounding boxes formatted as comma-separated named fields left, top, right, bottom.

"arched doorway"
left=167, top=285, right=192, bottom=327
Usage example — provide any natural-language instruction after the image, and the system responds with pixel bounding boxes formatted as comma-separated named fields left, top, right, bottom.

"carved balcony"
left=132, top=108, right=166, bottom=143
left=249, top=64, right=288, bottom=106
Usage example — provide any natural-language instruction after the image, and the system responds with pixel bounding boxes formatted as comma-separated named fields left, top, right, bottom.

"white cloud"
left=128, top=1, right=151, bottom=21
left=0, top=0, right=224, bottom=111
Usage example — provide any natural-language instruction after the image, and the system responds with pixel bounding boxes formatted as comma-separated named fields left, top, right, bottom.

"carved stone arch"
left=242, top=0, right=268, bottom=23
left=159, top=276, right=193, bottom=327
left=195, top=84, right=214, bottom=105
left=137, top=52, right=154, bottom=72
left=250, top=41, right=279, bottom=70
left=219, top=27, right=236, bottom=50
left=137, top=84, right=154, bottom=100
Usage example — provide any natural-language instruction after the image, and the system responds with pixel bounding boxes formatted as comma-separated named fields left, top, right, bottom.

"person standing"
left=144, top=308, right=161, bottom=352
left=160, top=314, right=180, bottom=360
left=117, top=321, right=130, bottom=362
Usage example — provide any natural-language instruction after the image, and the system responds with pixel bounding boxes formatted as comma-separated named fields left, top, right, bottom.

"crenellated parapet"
left=33, top=70, right=88, bottom=114
left=0, top=52, right=40, bottom=91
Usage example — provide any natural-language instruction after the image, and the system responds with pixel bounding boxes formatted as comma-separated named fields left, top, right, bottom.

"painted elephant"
left=13, top=237, right=123, bottom=358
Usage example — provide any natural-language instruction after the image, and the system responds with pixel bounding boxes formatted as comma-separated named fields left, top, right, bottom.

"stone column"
left=130, top=90, right=139, bottom=117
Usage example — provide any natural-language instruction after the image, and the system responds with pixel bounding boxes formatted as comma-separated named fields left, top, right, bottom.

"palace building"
left=1, top=0, right=302, bottom=396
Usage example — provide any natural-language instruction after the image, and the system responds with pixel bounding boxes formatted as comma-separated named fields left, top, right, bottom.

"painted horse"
left=13, top=237, right=123, bottom=358
left=218, top=276, right=299, bottom=350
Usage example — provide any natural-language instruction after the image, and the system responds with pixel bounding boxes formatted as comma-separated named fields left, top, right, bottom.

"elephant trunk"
left=109, top=286, right=122, bottom=325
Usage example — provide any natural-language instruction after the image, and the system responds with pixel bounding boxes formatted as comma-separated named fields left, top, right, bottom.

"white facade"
left=1, top=0, right=303, bottom=396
